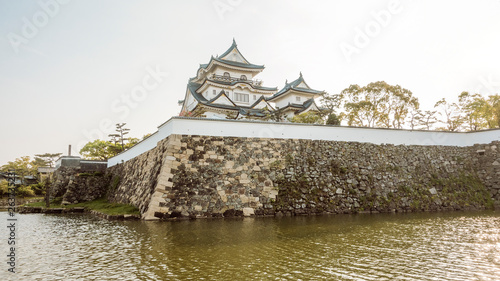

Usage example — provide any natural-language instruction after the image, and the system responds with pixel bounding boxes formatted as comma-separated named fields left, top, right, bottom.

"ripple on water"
left=1, top=211, right=499, bottom=281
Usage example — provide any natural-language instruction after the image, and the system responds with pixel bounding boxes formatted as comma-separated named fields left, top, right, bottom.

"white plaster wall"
left=212, top=67, right=254, bottom=80
left=203, top=112, right=228, bottom=119
left=275, top=94, right=315, bottom=108
left=108, top=117, right=500, bottom=167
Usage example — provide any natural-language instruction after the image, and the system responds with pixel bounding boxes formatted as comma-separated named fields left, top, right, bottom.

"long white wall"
left=107, top=117, right=500, bottom=167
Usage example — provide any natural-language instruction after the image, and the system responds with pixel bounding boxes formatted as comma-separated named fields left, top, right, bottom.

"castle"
left=179, top=39, right=325, bottom=120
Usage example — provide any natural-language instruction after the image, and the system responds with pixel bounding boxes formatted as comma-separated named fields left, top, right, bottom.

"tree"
left=434, top=98, right=463, bottom=131
left=458, top=92, right=491, bottom=131
left=31, top=157, right=49, bottom=168
left=34, top=153, right=62, bottom=167
left=407, top=109, right=423, bottom=130
left=390, top=87, right=419, bottom=129
left=340, top=81, right=417, bottom=128
left=109, top=123, right=130, bottom=151
left=487, top=94, right=500, bottom=128
left=320, top=92, right=342, bottom=118
left=1, top=156, right=37, bottom=185
left=326, top=113, right=341, bottom=125
left=80, top=137, right=139, bottom=161
left=419, top=110, right=438, bottom=130
left=289, top=111, right=323, bottom=124
left=79, top=140, right=116, bottom=160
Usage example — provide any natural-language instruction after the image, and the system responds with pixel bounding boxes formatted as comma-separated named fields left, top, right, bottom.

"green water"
left=2, top=211, right=499, bottom=280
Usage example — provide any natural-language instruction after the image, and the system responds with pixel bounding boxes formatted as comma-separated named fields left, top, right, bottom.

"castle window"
left=296, top=96, right=301, bottom=102
left=240, top=75, right=247, bottom=81
left=253, top=95, right=256, bottom=100
left=213, top=90, right=216, bottom=95
left=223, top=72, right=230, bottom=77
left=234, top=92, right=249, bottom=103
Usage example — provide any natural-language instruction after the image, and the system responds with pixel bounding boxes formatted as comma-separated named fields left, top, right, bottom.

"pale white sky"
left=1, top=0, right=500, bottom=165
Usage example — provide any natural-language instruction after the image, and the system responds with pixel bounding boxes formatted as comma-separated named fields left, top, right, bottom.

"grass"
left=24, top=197, right=140, bottom=215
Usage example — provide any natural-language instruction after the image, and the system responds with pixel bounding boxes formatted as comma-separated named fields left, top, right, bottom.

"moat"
left=3, top=210, right=499, bottom=280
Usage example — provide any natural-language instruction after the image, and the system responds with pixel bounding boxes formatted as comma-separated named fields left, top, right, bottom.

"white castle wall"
left=107, top=117, right=500, bottom=167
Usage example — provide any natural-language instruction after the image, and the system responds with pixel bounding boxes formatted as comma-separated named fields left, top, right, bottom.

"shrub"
left=16, top=185, right=36, bottom=197
left=0, top=181, right=8, bottom=197
left=29, top=183, right=46, bottom=196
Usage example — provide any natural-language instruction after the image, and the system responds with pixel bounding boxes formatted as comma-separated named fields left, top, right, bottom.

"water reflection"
left=1, top=211, right=499, bottom=280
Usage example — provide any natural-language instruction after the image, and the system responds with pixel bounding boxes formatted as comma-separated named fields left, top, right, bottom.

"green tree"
left=341, top=84, right=381, bottom=127
left=487, top=94, right=500, bottom=128
left=458, top=92, right=489, bottom=131
left=34, top=153, right=62, bottom=167
left=289, top=111, right=323, bottom=124
left=391, top=87, right=419, bottom=129
left=31, top=157, right=49, bottom=168
left=80, top=138, right=140, bottom=161
left=434, top=98, right=463, bottom=131
left=79, top=140, right=116, bottom=160
left=108, top=123, right=130, bottom=151
left=407, top=109, right=423, bottom=130
left=340, top=81, right=417, bottom=128
left=326, top=113, right=341, bottom=125
left=1, top=156, right=37, bottom=185
left=419, top=110, right=438, bottom=130
left=320, top=92, right=342, bottom=118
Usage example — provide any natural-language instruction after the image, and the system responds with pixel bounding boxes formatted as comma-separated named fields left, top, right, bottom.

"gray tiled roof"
left=269, top=73, right=324, bottom=101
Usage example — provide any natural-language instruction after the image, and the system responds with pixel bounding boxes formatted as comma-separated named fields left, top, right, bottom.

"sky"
left=1, top=0, right=500, bottom=166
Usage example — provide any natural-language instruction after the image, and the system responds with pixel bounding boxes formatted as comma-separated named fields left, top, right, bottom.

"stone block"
left=243, top=207, right=255, bottom=216
left=269, top=189, right=278, bottom=199
left=155, top=187, right=169, bottom=194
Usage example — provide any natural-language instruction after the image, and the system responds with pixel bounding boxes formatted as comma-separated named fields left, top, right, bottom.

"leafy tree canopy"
left=340, top=81, right=418, bottom=128
left=289, top=111, right=323, bottom=124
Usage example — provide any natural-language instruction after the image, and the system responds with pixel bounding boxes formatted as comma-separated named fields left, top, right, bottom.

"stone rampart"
left=107, top=135, right=499, bottom=220
left=51, top=167, right=109, bottom=204
left=472, top=141, right=500, bottom=205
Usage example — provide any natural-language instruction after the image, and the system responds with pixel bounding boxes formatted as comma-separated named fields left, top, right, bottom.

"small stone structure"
left=51, top=156, right=108, bottom=204
left=107, top=135, right=500, bottom=220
